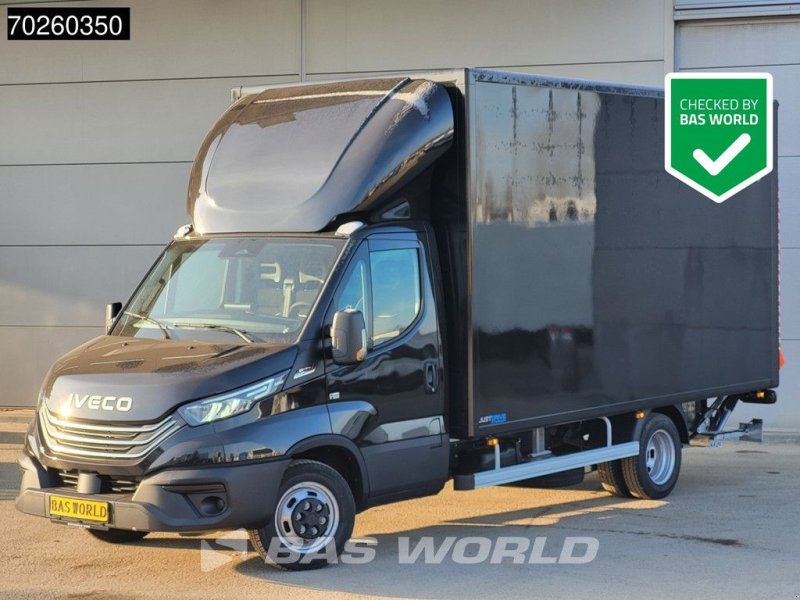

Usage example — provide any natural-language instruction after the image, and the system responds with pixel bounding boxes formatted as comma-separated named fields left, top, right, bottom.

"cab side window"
left=369, top=248, right=421, bottom=344
left=334, top=256, right=369, bottom=326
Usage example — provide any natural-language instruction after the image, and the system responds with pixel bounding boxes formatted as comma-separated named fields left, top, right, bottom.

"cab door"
left=324, top=230, right=448, bottom=502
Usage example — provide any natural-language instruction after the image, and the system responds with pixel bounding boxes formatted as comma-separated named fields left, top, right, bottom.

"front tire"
left=86, top=528, right=147, bottom=543
left=248, top=459, right=355, bottom=571
left=621, top=413, right=682, bottom=500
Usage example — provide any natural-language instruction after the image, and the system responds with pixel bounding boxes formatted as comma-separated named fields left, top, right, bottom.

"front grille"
left=58, top=470, right=140, bottom=494
left=58, top=470, right=78, bottom=488
left=40, top=404, right=181, bottom=460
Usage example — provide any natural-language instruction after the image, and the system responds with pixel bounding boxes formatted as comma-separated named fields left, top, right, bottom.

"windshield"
left=112, top=237, right=344, bottom=344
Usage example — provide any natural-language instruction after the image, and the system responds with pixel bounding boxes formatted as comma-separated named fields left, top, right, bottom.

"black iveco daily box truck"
left=17, top=69, right=779, bottom=570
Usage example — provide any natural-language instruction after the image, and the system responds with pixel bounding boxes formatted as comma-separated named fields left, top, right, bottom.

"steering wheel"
left=287, top=302, right=312, bottom=319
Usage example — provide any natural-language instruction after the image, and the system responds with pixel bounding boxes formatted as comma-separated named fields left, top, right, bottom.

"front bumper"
left=16, top=452, right=289, bottom=532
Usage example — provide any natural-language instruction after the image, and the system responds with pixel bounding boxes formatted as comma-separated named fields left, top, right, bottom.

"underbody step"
left=690, top=418, right=763, bottom=447
left=453, top=442, right=640, bottom=491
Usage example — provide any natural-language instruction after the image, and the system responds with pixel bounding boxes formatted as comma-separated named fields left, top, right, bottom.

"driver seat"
left=257, top=262, right=283, bottom=316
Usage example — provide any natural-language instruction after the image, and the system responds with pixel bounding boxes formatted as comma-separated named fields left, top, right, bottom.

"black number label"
left=7, top=7, right=130, bottom=40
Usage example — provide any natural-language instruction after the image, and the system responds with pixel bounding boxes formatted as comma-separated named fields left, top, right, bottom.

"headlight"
left=178, top=371, right=289, bottom=426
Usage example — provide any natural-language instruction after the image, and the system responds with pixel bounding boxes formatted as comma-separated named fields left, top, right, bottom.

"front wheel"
left=621, top=413, right=682, bottom=500
left=248, top=459, right=355, bottom=571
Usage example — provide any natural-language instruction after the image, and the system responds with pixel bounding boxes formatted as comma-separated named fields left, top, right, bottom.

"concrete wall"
left=676, top=13, right=800, bottom=429
left=0, top=0, right=300, bottom=403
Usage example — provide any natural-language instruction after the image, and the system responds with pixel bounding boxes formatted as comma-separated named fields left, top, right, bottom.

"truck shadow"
left=224, top=486, right=669, bottom=599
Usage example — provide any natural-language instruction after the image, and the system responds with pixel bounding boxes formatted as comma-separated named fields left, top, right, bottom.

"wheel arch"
left=287, top=435, right=369, bottom=510
left=652, top=405, right=690, bottom=445
left=606, top=406, right=689, bottom=445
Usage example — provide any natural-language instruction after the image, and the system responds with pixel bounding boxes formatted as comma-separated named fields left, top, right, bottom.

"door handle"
left=424, top=361, right=438, bottom=394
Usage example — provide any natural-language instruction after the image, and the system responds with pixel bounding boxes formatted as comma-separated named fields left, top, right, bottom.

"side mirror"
left=105, top=302, right=122, bottom=334
left=330, top=309, right=367, bottom=365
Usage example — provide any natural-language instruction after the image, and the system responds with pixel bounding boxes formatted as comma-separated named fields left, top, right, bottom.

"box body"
left=434, top=69, right=779, bottom=438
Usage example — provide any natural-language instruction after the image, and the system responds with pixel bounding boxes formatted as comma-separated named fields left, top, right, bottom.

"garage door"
left=677, top=16, right=800, bottom=430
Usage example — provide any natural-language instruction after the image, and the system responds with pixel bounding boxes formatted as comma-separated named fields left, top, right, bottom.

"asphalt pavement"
left=1, top=410, right=798, bottom=600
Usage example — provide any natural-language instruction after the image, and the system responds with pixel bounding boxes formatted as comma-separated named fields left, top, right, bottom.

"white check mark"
left=692, top=133, right=751, bottom=176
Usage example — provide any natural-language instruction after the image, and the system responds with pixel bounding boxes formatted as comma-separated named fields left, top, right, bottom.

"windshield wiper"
left=123, top=311, right=172, bottom=339
left=170, top=322, right=255, bottom=343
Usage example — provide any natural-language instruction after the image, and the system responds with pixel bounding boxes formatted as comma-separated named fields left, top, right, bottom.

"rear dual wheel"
left=599, top=413, right=682, bottom=500
left=597, top=460, right=630, bottom=497
left=623, top=413, right=682, bottom=499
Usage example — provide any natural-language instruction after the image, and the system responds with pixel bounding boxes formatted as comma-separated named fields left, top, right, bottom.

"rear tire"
left=86, top=528, right=148, bottom=543
left=621, top=413, right=682, bottom=500
left=248, top=459, right=355, bottom=571
left=597, top=460, right=631, bottom=497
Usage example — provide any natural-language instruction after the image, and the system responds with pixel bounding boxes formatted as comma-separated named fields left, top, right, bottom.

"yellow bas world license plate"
left=48, top=495, right=109, bottom=523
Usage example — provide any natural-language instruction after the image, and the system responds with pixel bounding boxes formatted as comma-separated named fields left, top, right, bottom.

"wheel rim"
left=645, top=429, right=676, bottom=486
left=275, top=482, right=339, bottom=554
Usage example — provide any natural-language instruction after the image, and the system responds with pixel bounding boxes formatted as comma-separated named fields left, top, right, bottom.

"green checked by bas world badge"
left=665, top=73, right=773, bottom=203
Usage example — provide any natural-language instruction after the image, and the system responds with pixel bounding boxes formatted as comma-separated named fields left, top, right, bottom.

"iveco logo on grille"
left=65, top=393, right=132, bottom=412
